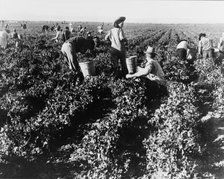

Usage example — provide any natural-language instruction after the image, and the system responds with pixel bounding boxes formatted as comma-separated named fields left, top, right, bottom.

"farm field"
left=1, top=21, right=224, bottom=178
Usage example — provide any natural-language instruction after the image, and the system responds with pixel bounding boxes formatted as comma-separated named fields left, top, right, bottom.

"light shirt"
left=56, top=31, right=63, bottom=41
left=199, top=37, right=213, bottom=51
left=218, top=37, right=224, bottom=52
left=145, top=58, right=166, bottom=85
left=177, top=41, right=188, bottom=50
left=0, top=30, right=9, bottom=49
left=105, top=27, right=126, bottom=51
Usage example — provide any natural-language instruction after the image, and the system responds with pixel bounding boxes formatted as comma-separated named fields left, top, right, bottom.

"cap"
left=145, top=46, right=157, bottom=55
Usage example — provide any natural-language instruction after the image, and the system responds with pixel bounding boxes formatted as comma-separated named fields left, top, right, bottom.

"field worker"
left=0, top=28, right=10, bottom=49
left=218, top=32, right=224, bottom=53
left=105, top=16, right=128, bottom=78
left=198, top=33, right=214, bottom=59
left=97, top=23, right=104, bottom=34
left=62, top=27, right=71, bottom=42
left=69, top=22, right=73, bottom=32
left=51, top=26, right=63, bottom=42
left=77, top=25, right=82, bottom=32
left=61, top=36, right=97, bottom=84
left=126, top=46, right=166, bottom=85
left=1, top=20, right=5, bottom=29
left=11, top=29, right=21, bottom=48
left=176, top=39, right=191, bottom=60
left=5, top=24, right=9, bottom=30
left=80, top=27, right=87, bottom=36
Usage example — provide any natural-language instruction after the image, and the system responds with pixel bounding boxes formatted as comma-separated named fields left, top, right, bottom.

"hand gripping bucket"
left=79, top=61, right=95, bottom=77
left=126, top=56, right=137, bottom=74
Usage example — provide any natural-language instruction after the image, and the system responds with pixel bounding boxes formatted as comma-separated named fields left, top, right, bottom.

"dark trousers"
left=110, top=47, right=128, bottom=77
left=141, top=78, right=168, bottom=99
left=176, top=48, right=187, bottom=60
left=61, top=42, right=84, bottom=83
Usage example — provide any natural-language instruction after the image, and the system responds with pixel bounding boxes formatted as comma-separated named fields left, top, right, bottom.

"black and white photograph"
left=0, top=0, right=224, bottom=178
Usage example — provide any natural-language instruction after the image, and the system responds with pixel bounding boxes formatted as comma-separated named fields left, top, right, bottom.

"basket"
left=79, top=61, right=95, bottom=77
left=126, top=56, right=137, bottom=74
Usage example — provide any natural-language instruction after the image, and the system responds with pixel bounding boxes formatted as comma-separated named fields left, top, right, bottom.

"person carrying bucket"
left=61, top=36, right=98, bottom=84
left=105, top=16, right=128, bottom=78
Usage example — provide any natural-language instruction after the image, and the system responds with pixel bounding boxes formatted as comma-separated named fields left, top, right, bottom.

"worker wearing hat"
left=126, top=46, right=166, bottom=86
left=198, top=33, right=214, bottom=59
left=105, top=16, right=128, bottom=78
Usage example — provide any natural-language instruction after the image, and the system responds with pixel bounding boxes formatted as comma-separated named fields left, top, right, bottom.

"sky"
left=0, top=0, right=224, bottom=24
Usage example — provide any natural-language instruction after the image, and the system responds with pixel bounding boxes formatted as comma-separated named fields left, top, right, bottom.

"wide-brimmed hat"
left=114, top=16, right=126, bottom=28
left=199, top=33, right=206, bottom=40
left=144, top=46, right=157, bottom=55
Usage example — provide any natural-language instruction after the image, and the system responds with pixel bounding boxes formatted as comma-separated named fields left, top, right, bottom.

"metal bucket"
left=79, top=61, right=95, bottom=77
left=126, top=56, right=137, bottom=74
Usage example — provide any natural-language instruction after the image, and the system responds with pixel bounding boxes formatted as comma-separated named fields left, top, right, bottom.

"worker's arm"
left=119, top=28, right=127, bottom=44
left=126, top=64, right=151, bottom=79
left=104, top=30, right=110, bottom=41
left=198, top=41, right=202, bottom=55
left=51, top=31, right=59, bottom=40
left=218, top=38, right=223, bottom=49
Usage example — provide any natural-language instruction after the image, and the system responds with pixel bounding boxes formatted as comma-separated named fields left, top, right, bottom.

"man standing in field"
left=105, top=16, right=128, bottom=78
left=198, top=33, right=214, bottom=59
left=61, top=36, right=97, bottom=84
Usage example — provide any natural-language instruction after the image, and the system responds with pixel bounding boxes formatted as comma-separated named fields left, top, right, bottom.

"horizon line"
left=2, top=19, right=224, bottom=25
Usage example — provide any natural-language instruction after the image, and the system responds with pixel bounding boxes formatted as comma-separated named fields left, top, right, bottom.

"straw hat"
left=144, top=46, right=157, bottom=55
left=114, top=16, right=126, bottom=28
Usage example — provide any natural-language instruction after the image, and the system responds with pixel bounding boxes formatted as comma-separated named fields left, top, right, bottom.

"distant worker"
left=97, top=23, right=104, bottom=34
left=218, top=32, right=224, bottom=53
left=77, top=25, right=82, bottom=32
left=51, top=26, right=63, bottom=42
left=11, top=29, right=22, bottom=48
left=61, top=36, right=98, bottom=84
left=176, top=39, right=191, bottom=60
left=21, top=23, right=27, bottom=30
left=86, top=31, right=92, bottom=38
left=1, top=20, right=5, bottom=29
left=62, top=27, right=71, bottom=42
left=5, top=24, right=9, bottom=30
left=198, top=33, right=214, bottom=59
left=80, top=27, right=87, bottom=35
left=23, top=23, right=27, bottom=30
left=105, top=16, right=128, bottom=77
left=0, top=28, right=10, bottom=49
left=69, top=22, right=74, bottom=32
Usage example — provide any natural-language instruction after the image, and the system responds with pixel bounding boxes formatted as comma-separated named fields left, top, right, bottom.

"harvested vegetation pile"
left=0, top=24, right=224, bottom=178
